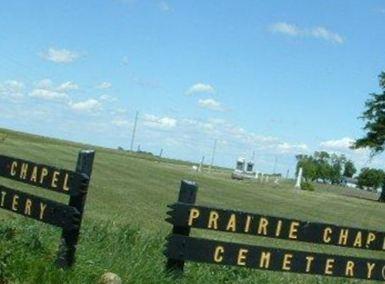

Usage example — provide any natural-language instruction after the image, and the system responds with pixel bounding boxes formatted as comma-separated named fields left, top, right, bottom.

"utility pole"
left=209, top=139, right=217, bottom=172
left=198, top=155, right=205, bottom=172
left=251, top=151, right=255, bottom=161
left=130, top=111, right=139, bottom=151
left=272, top=156, right=278, bottom=175
left=159, top=148, right=163, bottom=158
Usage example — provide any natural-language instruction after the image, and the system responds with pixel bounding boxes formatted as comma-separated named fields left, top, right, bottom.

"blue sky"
left=0, top=0, right=385, bottom=175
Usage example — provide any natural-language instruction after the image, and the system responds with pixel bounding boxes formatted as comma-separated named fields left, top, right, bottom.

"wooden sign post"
left=165, top=181, right=385, bottom=282
left=0, top=150, right=95, bottom=268
left=56, top=150, right=95, bottom=268
left=165, top=180, right=198, bottom=275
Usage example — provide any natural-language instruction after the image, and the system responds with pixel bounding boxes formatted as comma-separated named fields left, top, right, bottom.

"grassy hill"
left=0, top=127, right=383, bottom=283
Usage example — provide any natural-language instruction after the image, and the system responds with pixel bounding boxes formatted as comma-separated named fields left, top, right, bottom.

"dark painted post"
left=56, top=150, right=95, bottom=268
left=166, top=180, right=198, bottom=275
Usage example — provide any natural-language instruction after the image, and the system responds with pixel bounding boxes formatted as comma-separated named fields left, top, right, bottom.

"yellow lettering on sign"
left=51, top=171, right=60, bottom=188
left=213, top=246, right=224, bottom=263
left=366, top=233, right=376, bottom=247
left=305, top=256, right=314, bottom=272
left=20, top=163, right=28, bottom=179
left=40, top=168, right=48, bottom=184
left=345, top=261, right=355, bottom=277
left=237, top=249, right=248, bottom=266
left=12, top=194, right=19, bottom=211
left=257, top=218, right=268, bottom=235
left=367, top=262, right=375, bottom=279
left=0, top=191, right=6, bottom=206
left=188, top=208, right=200, bottom=226
left=289, top=222, right=299, bottom=239
left=325, top=258, right=335, bottom=275
left=39, top=203, right=47, bottom=220
left=275, top=220, right=282, bottom=237
left=208, top=211, right=219, bottom=230
left=30, top=166, right=38, bottom=182
left=226, top=214, right=236, bottom=232
left=63, top=173, right=70, bottom=191
left=323, top=227, right=332, bottom=243
left=10, top=161, right=17, bottom=176
left=353, top=232, right=363, bottom=248
left=24, top=199, right=32, bottom=215
left=339, top=229, right=349, bottom=245
left=282, top=254, right=293, bottom=271
left=244, top=215, right=252, bottom=233
left=259, top=251, right=271, bottom=269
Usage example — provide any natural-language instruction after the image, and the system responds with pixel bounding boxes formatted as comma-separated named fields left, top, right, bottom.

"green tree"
left=329, top=154, right=346, bottom=184
left=343, top=160, right=356, bottom=178
left=314, top=151, right=331, bottom=183
left=357, top=168, right=385, bottom=190
left=295, top=152, right=346, bottom=184
left=295, top=155, right=317, bottom=182
left=353, top=72, right=385, bottom=201
left=353, top=72, right=385, bottom=154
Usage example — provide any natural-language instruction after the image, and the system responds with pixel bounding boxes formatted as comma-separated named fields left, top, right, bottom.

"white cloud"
left=320, top=137, right=354, bottom=151
left=112, top=119, right=131, bottom=127
left=186, top=83, right=215, bottom=95
left=29, top=89, right=69, bottom=102
left=269, top=22, right=344, bottom=44
left=34, top=79, right=78, bottom=92
left=180, top=117, right=298, bottom=154
left=122, top=56, right=129, bottom=66
left=0, top=80, right=24, bottom=99
left=69, top=99, right=101, bottom=112
left=29, top=79, right=78, bottom=102
left=159, top=1, right=171, bottom=11
left=276, top=142, right=308, bottom=154
left=111, top=108, right=129, bottom=115
left=270, top=22, right=301, bottom=36
left=41, top=48, right=79, bottom=63
left=310, top=27, right=344, bottom=44
left=317, top=137, right=385, bottom=170
left=96, top=82, right=112, bottom=89
left=35, top=79, right=53, bottom=89
left=57, top=81, right=79, bottom=92
left=143, top=114, right=177, bottom=129
left=198, top=98, right=224, bottom=111
left=99, top=94, right=117, bottom=102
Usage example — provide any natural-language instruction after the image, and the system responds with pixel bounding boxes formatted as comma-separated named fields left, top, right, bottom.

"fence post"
left=56, top=150, right=95, bottom=268
left=166, top=180, right=198, bottom=275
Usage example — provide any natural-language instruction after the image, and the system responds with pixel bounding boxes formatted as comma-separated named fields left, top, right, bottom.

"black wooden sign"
left=164, top=180, right=385, bottom=282
left=165, top=235, right=385, bottom=282
left=0, top=154, right=83, bottom=196
left=0, top=150, right=95, bottom=268
left=0, top=184, right=79, bottom=230
left=166, top=203, right=385, bottom=251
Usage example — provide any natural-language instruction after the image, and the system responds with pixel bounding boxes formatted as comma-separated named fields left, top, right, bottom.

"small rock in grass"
left=99, top=272, right=122, bottom=284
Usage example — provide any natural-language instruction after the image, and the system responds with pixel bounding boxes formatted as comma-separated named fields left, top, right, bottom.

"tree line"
left=296, top=152, right=356, bottom=184
left=296, top=152, right=385, bottom=190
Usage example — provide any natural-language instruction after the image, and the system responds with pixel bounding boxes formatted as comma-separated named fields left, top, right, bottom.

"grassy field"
left=0, top=127, right=384, bottom=283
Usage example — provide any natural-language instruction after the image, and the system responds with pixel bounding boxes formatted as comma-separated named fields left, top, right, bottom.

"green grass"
left=0, top=127, right=384, bottom=283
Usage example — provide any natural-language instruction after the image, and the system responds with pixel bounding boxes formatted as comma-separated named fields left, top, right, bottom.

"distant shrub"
left=0, top=134, right=7, bottom=143
left=301, top=181, right=315, bottom=191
